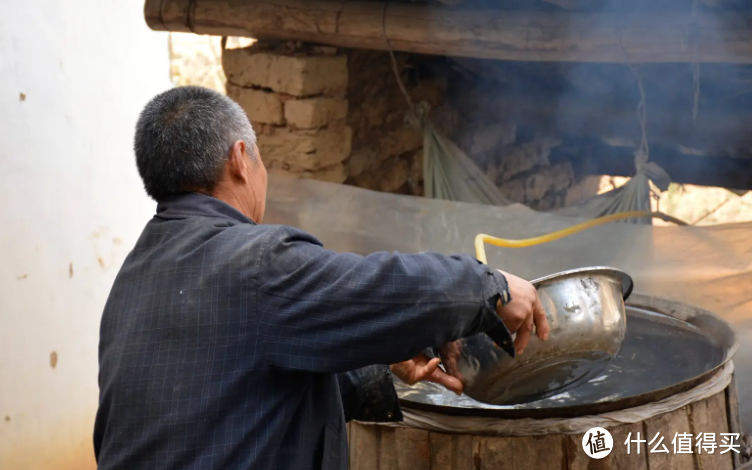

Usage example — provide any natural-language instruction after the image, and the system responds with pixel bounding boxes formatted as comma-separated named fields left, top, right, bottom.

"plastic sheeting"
left=407, top=103, right=511, bottom=206
left=379, top=362, right=734, bottom=436
left=411, top=100, right=672, bottom=223
left=263, top=174, right=752, bottom=429
left=554, top=160, right=672, bottom=224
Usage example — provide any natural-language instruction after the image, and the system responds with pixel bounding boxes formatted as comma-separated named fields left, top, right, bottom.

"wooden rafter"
left=144, top=0, right=752, bottom=63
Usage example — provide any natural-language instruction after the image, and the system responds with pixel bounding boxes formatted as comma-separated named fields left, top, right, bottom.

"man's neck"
left=207, top=186, right=258, bottom=223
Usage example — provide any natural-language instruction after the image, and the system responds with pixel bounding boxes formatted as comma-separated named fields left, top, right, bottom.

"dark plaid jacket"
left=93, top=193, right=511, bottom=470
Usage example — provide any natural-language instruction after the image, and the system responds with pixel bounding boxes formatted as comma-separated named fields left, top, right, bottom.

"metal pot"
left=441, top=267, right=633, bottom=406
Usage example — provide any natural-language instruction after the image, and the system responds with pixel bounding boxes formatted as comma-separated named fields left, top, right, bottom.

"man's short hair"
left=134, top=86, right=257, bottom=201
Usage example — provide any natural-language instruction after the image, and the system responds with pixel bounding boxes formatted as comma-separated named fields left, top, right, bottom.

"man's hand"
left=497, top=270, right=550, bottom=355
left=390, top=353, right=463, bottom=395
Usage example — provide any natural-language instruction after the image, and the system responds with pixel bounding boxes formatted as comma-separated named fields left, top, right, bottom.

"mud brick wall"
left=223, top=42, right=351, bottom=183
left=223, top=41, right=444, bottom=195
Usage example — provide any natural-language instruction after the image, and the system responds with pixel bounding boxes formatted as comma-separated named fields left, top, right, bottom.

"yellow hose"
left=475, top=210, right=668, bottom=263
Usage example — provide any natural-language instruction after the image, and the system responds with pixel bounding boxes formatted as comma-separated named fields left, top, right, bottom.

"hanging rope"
left=378, top=4, right=510, bottom=206
left=693, top=63, right=701, bottom=120
left=691, top=0, right=701, bottom=120
left=381, top=4, right=415, bottom=114
left=617, top=34, right=650, bottom=172
left=554, top=27, right=672, bottom=223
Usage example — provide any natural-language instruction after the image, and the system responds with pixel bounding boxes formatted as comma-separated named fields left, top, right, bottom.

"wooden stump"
left=348, top=388, right=741, bottom=469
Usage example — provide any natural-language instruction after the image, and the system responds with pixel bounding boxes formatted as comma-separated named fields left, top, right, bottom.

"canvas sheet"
left=264, top=175, right=752, bottom=428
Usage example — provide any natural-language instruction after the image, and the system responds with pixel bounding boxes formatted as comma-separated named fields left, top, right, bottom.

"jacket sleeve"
left=257, top=225, right=512, bottom=373
left=337, top=366, right=403, bottom=423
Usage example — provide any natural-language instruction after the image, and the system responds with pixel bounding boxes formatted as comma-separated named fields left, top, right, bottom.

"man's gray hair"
left=134, top=86, right=257, bottom=201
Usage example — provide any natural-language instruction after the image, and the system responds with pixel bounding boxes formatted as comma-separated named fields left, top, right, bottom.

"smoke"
left=437, top=0, right=752, bottom=193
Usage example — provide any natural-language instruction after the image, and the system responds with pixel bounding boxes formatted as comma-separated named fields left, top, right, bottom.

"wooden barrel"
left=348, top=378, right=741, bottom=469
left=348, top=294, right=744, bottom=470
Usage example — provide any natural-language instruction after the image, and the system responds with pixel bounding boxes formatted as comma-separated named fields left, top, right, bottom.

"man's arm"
left=256, top=225, right=512, bottom=373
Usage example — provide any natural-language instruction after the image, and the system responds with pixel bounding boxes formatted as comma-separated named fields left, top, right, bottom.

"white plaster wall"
left=0, top=1, right=171, bottom=468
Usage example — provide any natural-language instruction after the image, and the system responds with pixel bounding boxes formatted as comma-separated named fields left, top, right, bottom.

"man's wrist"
left=479, top=268, right=516, bottom=358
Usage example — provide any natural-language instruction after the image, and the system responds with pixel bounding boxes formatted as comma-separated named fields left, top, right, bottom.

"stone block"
left=348, top=147, right=376, bottom=178
left=524, top=162, right=574, bottom=202
left=314, top=163, right=348, bottom=184
left=346, top=125, right=422, bottom=179
left=377, top=126, right=423, bottom=160
left=498, top=143, right=540, bottom=181
left=348, top=156, right=409, bottom=193
left=223, top=47, right=348, bottom=97
left=268, top=162, right=347, bottom=184
left=258, top=120, right=352, bottom=171
left=284, top=97, right=347, bottom=129
left=535, top=196, right=555, bottom=211
left=379, top=157, right=410, bottom=193
left=227, top=84, right=284, bottom=125
left=551, top=162, right=574, bottom=192
left=346, top=172, right=380, bottom=191
left=498, top=135, right=561, bottom=181
left=499, top=178, right=525, bottom=203
left=525, top=172, right=553, bottom=201
left=565, top=175, right=602, bottom=206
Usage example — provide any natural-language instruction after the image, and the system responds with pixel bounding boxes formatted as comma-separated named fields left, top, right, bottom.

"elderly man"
left=94, top=86, right=548, bottom=470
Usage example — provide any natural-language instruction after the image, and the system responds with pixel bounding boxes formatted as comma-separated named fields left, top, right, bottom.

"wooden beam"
left=144, top=0, right=752, bottom=63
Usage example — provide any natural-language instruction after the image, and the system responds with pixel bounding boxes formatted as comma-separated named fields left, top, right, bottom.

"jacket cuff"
left=337, top=365, right=403, bottom=423
left=477, top=267, right=516, bottom=358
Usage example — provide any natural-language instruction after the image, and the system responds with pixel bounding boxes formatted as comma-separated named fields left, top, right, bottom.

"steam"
left=435, top=1, right=752, bottom=194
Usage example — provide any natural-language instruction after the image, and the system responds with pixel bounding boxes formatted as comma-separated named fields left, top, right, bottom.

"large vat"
left=348, top=294, right=743, bottom=469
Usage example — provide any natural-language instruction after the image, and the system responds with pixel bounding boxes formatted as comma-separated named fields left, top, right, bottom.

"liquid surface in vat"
left=395, top=307, right=724, bottom=412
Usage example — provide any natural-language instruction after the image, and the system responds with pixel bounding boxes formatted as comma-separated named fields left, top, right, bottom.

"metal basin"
left=442, top=267, right=633, bottom=406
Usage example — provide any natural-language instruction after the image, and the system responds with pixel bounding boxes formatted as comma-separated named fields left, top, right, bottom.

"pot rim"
left=531, top=266, right=634, bottom=302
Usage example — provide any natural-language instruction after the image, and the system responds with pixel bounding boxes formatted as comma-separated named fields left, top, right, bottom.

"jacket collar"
left=155, top=192, right=256, bottom=225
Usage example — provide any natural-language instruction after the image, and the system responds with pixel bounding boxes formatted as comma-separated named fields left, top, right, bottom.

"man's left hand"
left=390, top=353, right=463, bottom=395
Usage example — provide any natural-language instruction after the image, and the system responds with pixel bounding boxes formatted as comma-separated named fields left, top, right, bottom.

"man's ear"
left=227, top=140, right=249, bottom=183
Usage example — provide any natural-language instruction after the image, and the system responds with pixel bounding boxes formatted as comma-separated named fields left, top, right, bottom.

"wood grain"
left=566, top=423, right=649, bottom=470
left=429, top=432, right=474, bottom=470
left=472, top=434, right=566, bottom=470
left=143, top=0, right=752, bottom=63
left=348, top=398, right=735, bottom=470
left=690, top=393, right=734, bottom=470
left=725, top=373, right=743, bottom=469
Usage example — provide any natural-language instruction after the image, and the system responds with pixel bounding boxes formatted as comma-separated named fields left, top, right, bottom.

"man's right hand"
left=496, top=270, right=549, bottom=355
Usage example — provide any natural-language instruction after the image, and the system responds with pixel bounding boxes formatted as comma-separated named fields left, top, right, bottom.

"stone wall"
left=435, top=90, right=602, bottom=210
left=345, top=49, right=446, bottom=195
left=223, top=40, right=599, bottom=208
left=449, top=122, right=602, bottom=210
